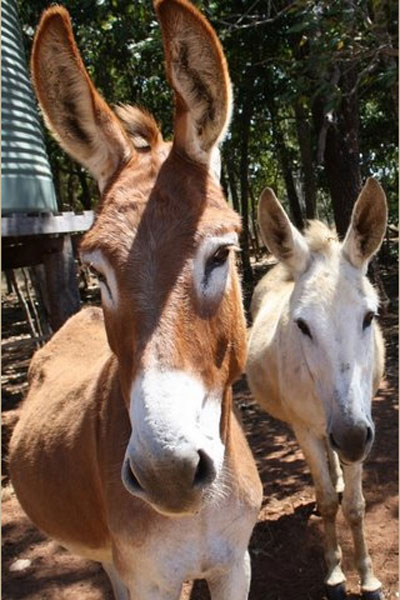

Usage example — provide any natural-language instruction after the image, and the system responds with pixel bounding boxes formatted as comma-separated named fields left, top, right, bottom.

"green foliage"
left=17, top=0, right=398, bottom=235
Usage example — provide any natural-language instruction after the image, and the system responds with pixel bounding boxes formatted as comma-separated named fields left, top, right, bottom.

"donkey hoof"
left=362, top=588, right=383, bottom=600
left=326, top=582, right=347, bottom=600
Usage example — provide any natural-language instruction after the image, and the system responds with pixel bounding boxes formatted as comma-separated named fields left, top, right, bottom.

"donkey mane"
left=115, top=104, right=161, bottom=149
left=304, top=220, right=339, bottom=256
left=263, top=220, right=340, bottom=288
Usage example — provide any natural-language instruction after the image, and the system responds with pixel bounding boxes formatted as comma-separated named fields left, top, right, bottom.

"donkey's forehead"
left=81, top=150, right=240, bottom=262
left=298, top=252, right=378, bottom=307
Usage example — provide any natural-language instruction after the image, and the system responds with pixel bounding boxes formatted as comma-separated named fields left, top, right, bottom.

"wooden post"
left=43, top=234, right=81, bottom=332
left=10, top=270, right=40, bottom=349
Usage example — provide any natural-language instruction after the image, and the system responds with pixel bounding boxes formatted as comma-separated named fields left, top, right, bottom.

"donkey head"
left=258, top=179, right=387, bottom=463
left=32, top=0, right=246, bottom=515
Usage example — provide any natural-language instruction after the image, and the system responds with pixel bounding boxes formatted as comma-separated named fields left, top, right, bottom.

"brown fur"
left=10, top=0, right=262, bottom=594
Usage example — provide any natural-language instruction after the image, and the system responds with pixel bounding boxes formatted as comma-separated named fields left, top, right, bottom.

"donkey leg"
left=326, top=443, right=344, bottom=496
left=102, top=562, right=130, bottom=600
left=124, top=577, right=182, bottom=600
left=341, top=463, right=382, bottom=598
left=207, top=550, right=251, bottom=600
left=294, top=426, right=346, bottom=593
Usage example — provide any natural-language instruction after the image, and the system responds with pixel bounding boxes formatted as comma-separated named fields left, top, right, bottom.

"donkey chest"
left=115, top=501, right=254, bottom=582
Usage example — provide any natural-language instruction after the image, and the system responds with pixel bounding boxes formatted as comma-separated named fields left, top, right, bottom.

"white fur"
left=247, top=192, right=385, bottom=593
left=279, top=253, right=379, bottom=436
left=120, top=364, right=257, bottom=597
left=126, top=369, right=225, bottom=476
left=116, top=500, right=254, bottom=599
left=80, top=249, right=119, bottom=309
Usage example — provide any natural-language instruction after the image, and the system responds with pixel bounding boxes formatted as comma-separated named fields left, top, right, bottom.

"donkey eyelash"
left=88, top=263, right=105, bottom=282
left=295, top=318, right=313, bottom=339
left=210, top=243, right=240, bottom=257
left=88, top=263, right=113, bottom=298
left=205, top=244, right=238, bottom=270
left=363, top=310, right=377, bottom=330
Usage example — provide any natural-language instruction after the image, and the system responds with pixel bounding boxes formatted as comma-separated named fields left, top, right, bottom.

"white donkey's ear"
left=31, top=7, right=132, bottom=192
left=258, top=188, right=309, bottom=277
left=155, top=0, right=232, bottom=169
left=342, top=178, right=388, bottom=271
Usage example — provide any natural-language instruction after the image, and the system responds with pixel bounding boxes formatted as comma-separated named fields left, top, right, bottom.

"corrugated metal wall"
left=1, top=0, right=58, bottom=214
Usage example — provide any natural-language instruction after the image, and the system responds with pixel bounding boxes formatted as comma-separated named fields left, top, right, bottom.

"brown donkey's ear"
left=154, top=0, right=232, bottom=169
left=31, top=7, right=132, bottom=192
left=258, top=188, right=310, bottom=277
left=342, top=178, right=388, bottom=271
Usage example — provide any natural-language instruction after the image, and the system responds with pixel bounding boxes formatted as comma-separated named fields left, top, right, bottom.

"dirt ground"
left=2, top=267, right=398, bottom=600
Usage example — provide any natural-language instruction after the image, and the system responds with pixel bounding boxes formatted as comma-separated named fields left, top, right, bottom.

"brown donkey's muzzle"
left=122, top=447, right=216, bottom=515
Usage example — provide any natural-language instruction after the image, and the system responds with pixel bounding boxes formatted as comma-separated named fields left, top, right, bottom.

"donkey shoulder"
left=28, top=307, right=109, bottom=391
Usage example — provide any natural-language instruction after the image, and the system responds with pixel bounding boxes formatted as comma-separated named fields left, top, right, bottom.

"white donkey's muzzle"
left=329, top=419, right=374, bottom=463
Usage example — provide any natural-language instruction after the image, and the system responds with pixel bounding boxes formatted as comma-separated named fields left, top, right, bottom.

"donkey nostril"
left=122, top=458, right=145, bottom=495
left=329, top=433, right=340, bottom=450
left=193, top=449, right=216, bottom=488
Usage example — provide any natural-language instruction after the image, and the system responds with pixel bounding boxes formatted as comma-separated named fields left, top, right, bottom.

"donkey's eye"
left=363, top=311, right=376, bottom=330
left=88, top=264, right=112, bottom=299
left=88, top=264, right=106, bottom=284
left=295, top=318, right=312, bottom=339
left=206, top=245, right=231, bottom=270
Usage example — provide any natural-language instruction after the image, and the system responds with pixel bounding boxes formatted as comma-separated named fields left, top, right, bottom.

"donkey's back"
left=250, top=262, right=292, bottom=320
left=248, top=263, right=295, bottom=422
left=27, top=307, right=108, bottom=393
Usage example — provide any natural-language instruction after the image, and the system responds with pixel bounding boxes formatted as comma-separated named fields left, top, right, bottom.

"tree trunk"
left=238, top=102, right=254, bottom=300
left=75, top=166, right=92, bottom=210
left=249, top=185, right=261, bottom=258
left=267, top=98, right=304, bottom=230
left=372, top=1, right=398, bottom=119
left=313, top=63, right=361, bottom=238
left=226, top=155, right=240, bottom=214
left=295, top=100, right=317, bottom=220
left=220, top=162, right=229, bottom=201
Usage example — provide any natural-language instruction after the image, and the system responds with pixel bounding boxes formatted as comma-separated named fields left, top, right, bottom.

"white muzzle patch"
left=126, top=369, right=225, bottom=475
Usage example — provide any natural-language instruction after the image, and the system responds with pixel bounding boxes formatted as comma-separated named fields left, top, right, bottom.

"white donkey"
left=247, top=178, right=387, bottom=600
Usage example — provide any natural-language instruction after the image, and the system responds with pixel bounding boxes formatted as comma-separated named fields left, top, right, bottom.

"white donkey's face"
left=258, top=179, right=387, bottom=463
left=290, top=251, right=380, bottom=462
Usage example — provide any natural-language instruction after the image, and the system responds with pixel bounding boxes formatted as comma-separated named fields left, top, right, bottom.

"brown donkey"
left=9, top=2, right=262, bottom=598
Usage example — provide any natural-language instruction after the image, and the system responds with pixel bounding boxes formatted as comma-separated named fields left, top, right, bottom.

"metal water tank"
left=1, top=0, right=58, bottom=214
